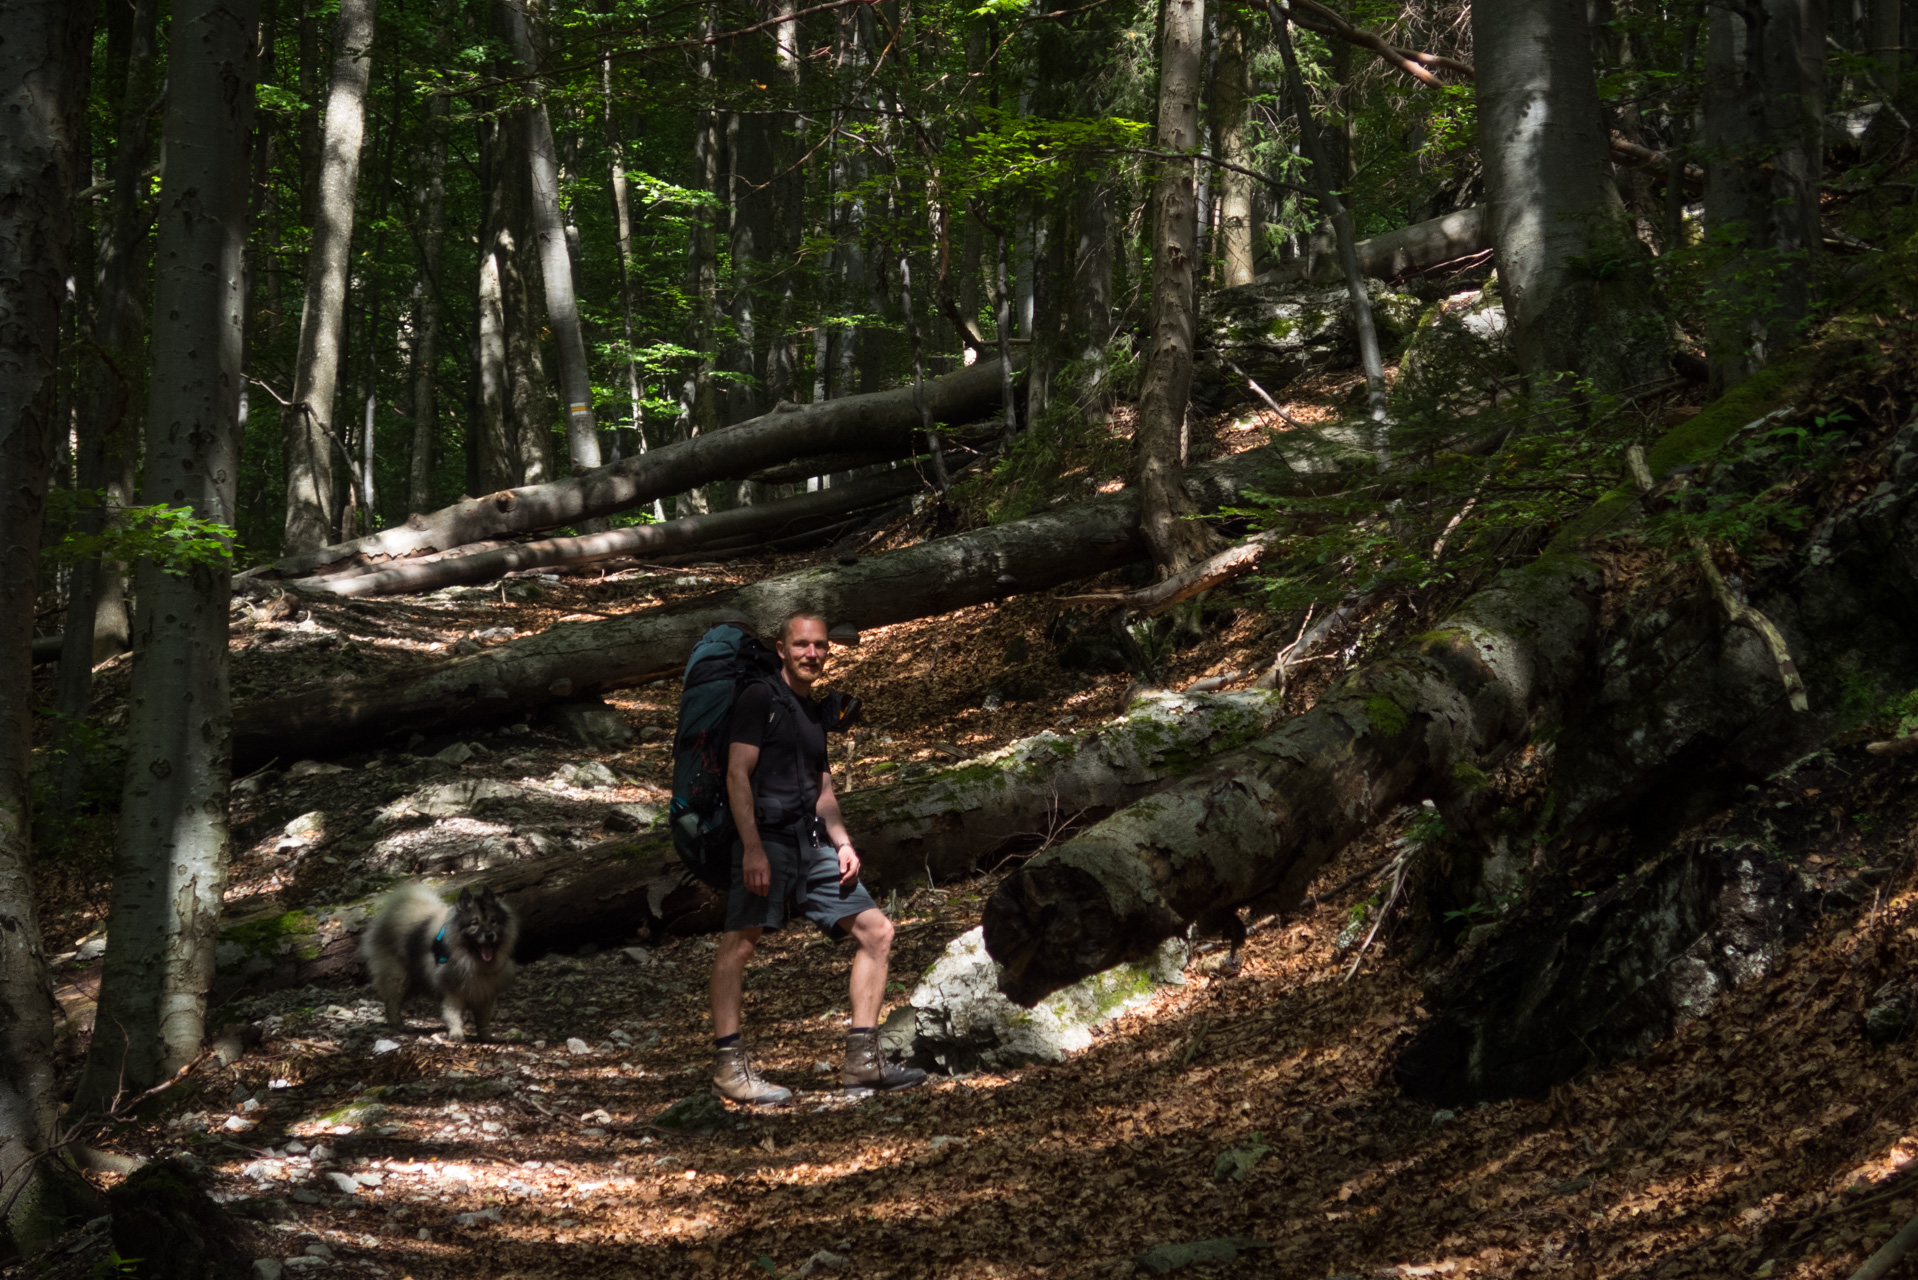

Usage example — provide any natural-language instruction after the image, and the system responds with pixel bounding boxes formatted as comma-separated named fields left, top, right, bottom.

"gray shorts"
left=725, top=831, right=879, bottom=936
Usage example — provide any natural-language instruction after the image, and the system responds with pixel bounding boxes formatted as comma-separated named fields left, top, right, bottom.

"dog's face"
left=453, top=887, right=512, bottom=965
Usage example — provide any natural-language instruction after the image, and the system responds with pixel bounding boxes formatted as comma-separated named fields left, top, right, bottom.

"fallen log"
left=259, top=357, right=1022, bottom=579
left=1056, top=530, right=1279, bottom=614
left=981, top=550, right=1603, bottom=1004
left=281, top=467, right=930, bottom=598
left=1274, top=206, right=1488, bottom=284
left=211, top=689, right=1286, bottom=991
left=230, top=445, right=1290, bottom=770
left=980, top=340, right=1857, bottom=1007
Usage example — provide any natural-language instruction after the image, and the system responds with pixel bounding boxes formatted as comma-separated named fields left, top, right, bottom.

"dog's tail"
left=360, top=883, right=445, bottom=983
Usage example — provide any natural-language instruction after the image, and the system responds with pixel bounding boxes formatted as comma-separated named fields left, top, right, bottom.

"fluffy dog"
left=361, top=884, right=518, bottom=1042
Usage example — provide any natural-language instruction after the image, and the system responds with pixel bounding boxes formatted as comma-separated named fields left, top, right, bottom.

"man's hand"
left=836, top=842, right=861, bottom=888
left=742, top=844, right=772, bottom=896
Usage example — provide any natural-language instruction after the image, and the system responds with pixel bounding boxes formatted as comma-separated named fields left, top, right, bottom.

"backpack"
left=668, top=622, right=866, bottom=891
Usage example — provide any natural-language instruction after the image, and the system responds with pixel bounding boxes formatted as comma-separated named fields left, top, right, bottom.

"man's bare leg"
left=839, top=909, right=924, bottom=1091
left=709, top=926, right=762, bottom=1039
left=842, top=908, right=894, bottom=1028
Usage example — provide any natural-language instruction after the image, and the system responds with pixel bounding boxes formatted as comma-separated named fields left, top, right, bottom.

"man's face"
left=777, top=619, right=829, bottom=685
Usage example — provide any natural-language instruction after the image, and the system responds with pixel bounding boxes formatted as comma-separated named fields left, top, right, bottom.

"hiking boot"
left=841, top=1028, right=927, bottom=1092
left=712, top=1045, right=793, bottom=1105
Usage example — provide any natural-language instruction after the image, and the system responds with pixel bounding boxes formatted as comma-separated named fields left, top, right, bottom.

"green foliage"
left=43, top=490, right=238, bottom=576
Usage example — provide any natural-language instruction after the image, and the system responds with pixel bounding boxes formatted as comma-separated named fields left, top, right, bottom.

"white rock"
left=286, top=760, right=350, bottom=779
left=433, top=742, right=475, bottom=765
left=223, top=1115, right=255, bottom=1131
left=283, top=811, right=327, bottom=841
left=324, top=1171, right=360, bottom=1195
left=566, top=1037, right=591, bottom=1056
left=251, top=1261, right=284, bottom=1280
left=372, top=1039, right=400, bottom=1055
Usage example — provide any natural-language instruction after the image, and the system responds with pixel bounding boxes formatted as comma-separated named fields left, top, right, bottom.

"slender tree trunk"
left=1212, top=14, right=1254, bottom=287
left=1871, top=0, right=1901, bottom=95
left=680, top=5, right=721, bottom=515
left=283, top=0, right=377, bottom=553
left=1076, top=182, right=1114, bottom=423
left=0, top=0, right=96, bottom=1250
left=352, top=76, right=400, bottom=532
left=496, top=0, right=601, bottom=477
left=473, top=114, right=516, bottom=494
left=1134, top=0, right=1218, bottom=576
left=75, top=0, right=256, bottom=1118
left=298, top=0, right=322, bottom=226
left=1472, top=0, right=1669, bottom=396
left=1702, top=0, right=1827, bottom=389
left=600, top=24, right=661, bottom=517
left=495, top=119, right=557, bottom=486
left=408, top=93, right=447, bottom=515
left=1269, top=3, right=1388, bottom=456
left=57, top=0, right=157, bottom=811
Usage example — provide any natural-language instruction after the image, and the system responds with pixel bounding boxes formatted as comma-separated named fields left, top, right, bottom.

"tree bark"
left=283, top=0, right=377, bottom=554
left=1134, top=0, right=1217, bottom=577
left=1211, top=13, right=1254, bottom=288
left=599, top=22, right=657, bottom=515
left=406, top=93, right=448, bottom=515
left=1702, top=0, right=1826, bottom=390
left=216, top=689, right=1287, bottom=987
left=1871, top=0, right=1901, bottom=96
left=56, top=0, right=157, bottom=811
left=494, top=115, right=558, bottom=487
left=497, top=0, right=601, bottom=476
left=0, top=0, right=96, bottom=1250
left=232, top=444, right=1286, bottom=767
left=285, top=467, right=930, bottom=597
left=681, top=5, right=722, bottom=511
left=1270, top=0, right=1390, bottom=458
left=260, top=356, right=1022, bottom=576
left=1472, top=0, right=1668, bottom=396
left=75, top=0, right=255, bottom=1109
left=473, top=112, right=517, bottom=495
left=982, top=551, right=1603, bottom=1005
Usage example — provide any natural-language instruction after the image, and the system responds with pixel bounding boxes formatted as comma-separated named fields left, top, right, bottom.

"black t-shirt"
left=728, top=680, right=827, bottom=826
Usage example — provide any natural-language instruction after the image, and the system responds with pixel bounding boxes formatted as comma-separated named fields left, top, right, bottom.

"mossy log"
left=261, top=357, right=1022, bottom=579
left=981, top=552, right=1604, bottom=1005
left=211, top=690, right=1286, bottom=992
left=230, top=445, right=1291, bottom=770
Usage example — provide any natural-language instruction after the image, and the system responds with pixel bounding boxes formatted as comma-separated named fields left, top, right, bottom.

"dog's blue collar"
left=432, top=926, right=451, bottom=965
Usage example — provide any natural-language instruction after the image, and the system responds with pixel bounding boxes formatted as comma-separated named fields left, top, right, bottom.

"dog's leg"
left=374, top=970, right=405, bottom=1028
left=470, top=994, right=495, bottom=1043
left=441, top=1000, right=468, bottom=1043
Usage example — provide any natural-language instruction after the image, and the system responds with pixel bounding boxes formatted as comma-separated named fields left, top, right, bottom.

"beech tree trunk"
left=1473, top=0, right=1668, bottom=396
left=285, top=467, right=929, bottom=597
left=232, top=444, right=1286, bottom=767
left=0, top=0, right=96, bottom=1249
left=56, top=0, right=157, bottom=811
left=1285, top=206, right=1490, bottom=284
left=216, top=690, right=1287, bottom=986
left=1134, top=0, right=1216, bottom=577
left=262, top=355, right=1021, bottom=576
left=495, top=117, right=557, bottom=486
left=982, top=551, right=1603, bottom=1005
left=407, top=93, right=447, bottom=515
left=473, top=112, right=517, bottom=495
left=681, top=6, right=721, bottom=510
left=1702, top=0, right=1825, bottom=389
left=75, top=0, right=256, bottom=1115
left=284, top=0, right=377, bottom=554
left=497, top=0, right=601, bottom=475
left=1211, top=14, right=1255, bottom=288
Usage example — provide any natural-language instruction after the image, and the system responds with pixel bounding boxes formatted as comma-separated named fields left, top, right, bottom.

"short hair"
left=777, top=611, right=828, bottom=643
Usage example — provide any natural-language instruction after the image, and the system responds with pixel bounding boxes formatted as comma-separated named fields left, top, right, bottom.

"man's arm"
left=815, top=770, right=859, bottom=887
left=727, top=741, right=771, bottom=895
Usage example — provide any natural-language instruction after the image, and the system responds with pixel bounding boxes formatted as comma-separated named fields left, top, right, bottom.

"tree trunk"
left=1269, top=2, right=1389, bottom=457
left=494, top=116, right=558, bottom=487
left=0, top=0, right=97, bottom=1250
left=260, top=355, right=1022, bottom=576
left=473, top=112, right=517, bottom=495
left=407, top=93, right=447, bottom=515
left=232, top=444, right=1286, bottom=767
left=1702, top=0, right=1826, bottom=389
left=600, top=25, right=658, bottom=516
left=497, top=0, right=601, bottom=477
left=216, top=689, right=1288, bottom=987
left=1076, top=182, right=1115, bottom=423
left=285, top=467, right=930, bottom=598
left=982, top=551, right=1603, bottom=1005
left=283, top=0, right=376, bottom=553
left=1871, top=0, right=1901, bottom=96
left=1472, top=0, right=1668, bottom=396
left=1212, top=13, right=1254, bottom=288
left=74, top=0, right=256, bottom=1116
left=681, top=5, right=722, bottom=511
left=56, top=0, right=157, bottom=811
left=1134, top=0, right=1216, bottom=578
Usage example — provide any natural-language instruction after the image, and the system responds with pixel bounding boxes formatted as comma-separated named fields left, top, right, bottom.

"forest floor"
left=20, top=389, right=1918, bottom=1280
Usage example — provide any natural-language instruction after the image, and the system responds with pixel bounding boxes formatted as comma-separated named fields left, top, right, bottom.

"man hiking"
left=709, top=611, right=926, bottom=1103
